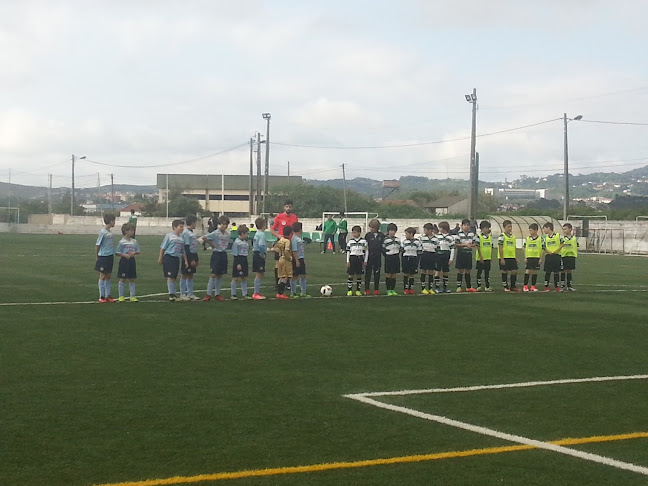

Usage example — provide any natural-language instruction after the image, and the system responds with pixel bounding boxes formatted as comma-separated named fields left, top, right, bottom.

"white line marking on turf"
left=349, top=374, right=648, bottom=397
left=346, top=394, right=648, bottom=476
left=344, top=374, right=648, bottom=477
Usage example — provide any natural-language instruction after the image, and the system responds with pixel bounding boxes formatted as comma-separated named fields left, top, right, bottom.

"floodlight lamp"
left=465, top=94, right=472, bottom=102
left=573, top=115, right=583, bottom=120
left=262, top=113, right=271, bottom=120
left=471, top=93, right=477, bottom=101
left=79, top=156, right=86, bottom=160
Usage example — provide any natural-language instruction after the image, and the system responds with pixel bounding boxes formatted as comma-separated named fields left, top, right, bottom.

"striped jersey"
left=455, top=230, right=477, bottom=253
left=231, top=237, right=249, bottom=257
left=116, top=237, right=140, bottom=256
left=160, top=232, right=185, bottom=257
left=419, top=234, right=437, bottom=253
left=346, top=237, right=368, bottom=262
left=543, top=233, right=563, bottom=254
left=96, top=228, right=114, bottom=256
left=560, top=235, right=578, bottom=257
left=401, top=238, right=422, bottom=257
left=182, top=228, right=198, bottom=254
left=204, top=229, right=230, bottom=253
left=435, top=233, right=455, bottom=254
left=524, top=235, right=542, bottom=258
left=383, top=235, right=401, bottom=256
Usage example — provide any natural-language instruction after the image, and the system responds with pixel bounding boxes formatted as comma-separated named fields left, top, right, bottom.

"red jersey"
left=271, top=212, right=299, bottom=237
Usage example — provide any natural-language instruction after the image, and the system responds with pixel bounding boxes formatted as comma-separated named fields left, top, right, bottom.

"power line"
left=579, top=119, right=648, bottom=126
left=271, top=118, right=562, bottom=149
left=83, top=142, right=248, bottom=169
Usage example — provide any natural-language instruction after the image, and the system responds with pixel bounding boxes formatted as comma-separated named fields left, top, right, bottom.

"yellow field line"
left=93, top=431, right=648, bottom=486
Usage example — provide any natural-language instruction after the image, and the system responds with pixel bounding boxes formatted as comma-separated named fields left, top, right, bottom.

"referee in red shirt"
left=270, top=200, right=299, bottom=288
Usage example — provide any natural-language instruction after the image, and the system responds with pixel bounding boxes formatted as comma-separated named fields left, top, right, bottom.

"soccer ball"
left=320, top=285, right=333, bottom=297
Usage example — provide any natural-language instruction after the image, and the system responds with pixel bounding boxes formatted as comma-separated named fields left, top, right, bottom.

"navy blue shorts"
left=419, top=252, right=436, bottom=271
left=499, top=258, right=519, bottom=272
left=181, top=253, right=199, bottom=275
left=163, top=254, right=180, bottom=279
left=455, top=252, right=473, bottom=270
left=525, top=257, right=540, bottom=271
left=252, top=252, right=266, bottom=273
left=436, top=253, right=451, bottom=273
left=347, top=255, right=364, bottom=275
left=210, top=251, right=228, bottom=275
left=384, top=254, right=400, bottom=274
left=401, top=255, right=418, bottom=275
left=292, top=258, right=306, bottom=276
left=562, top=256, right=576, bottom=270
left=476, top=260, right=491, bottom=271
left=95, top=255, right=114, bottom=274
left=118, top=257, right=137, bottom=279
left=544, top=254, right=561, bottom=273
left=232, top=255, right=249, bottom=278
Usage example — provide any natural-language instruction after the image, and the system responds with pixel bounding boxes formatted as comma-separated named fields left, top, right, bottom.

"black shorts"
left=420, top=252, right=436, bottom=271
left=253, top=252, right=266, bottom=273
left=181, top=253, right=199, bottom=275
left=163, top=254, right=180, bottom=279
left=499, top=258, right=518, bottom=271
left=384, top=254, right=400, bottom=274
left=95, top=255, right=114, bottom=274
left=525, top=257, right=540, bottom=271
left=476, top=260, right=491, bottom=272
left=544, top=254, right=561, bottom=273
left=455, top=252, right=473, bottom=270
left=292, top=257, right=306, bottom=276
left=118, top=257, right=137, bottom=279
left=347, top=255, right=364, bottom=275
left=210, top=251, right=228, bottom=275
left=436, top=253, right=451, bottom=273
left=402, top=255, right=419, bottom=275
left=232, top=255, right=248, bottom=278
left=366, top=255, right=381, bottom=274
left=562, top=256, right=576, bottom=271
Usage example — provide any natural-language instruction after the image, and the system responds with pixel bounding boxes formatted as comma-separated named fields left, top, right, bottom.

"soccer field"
left=2, top=233, right=648, bottom=486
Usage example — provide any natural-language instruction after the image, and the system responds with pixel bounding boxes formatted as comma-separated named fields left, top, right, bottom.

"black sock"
left=457, top=273, right=463, bottom=288
left=404, top=276, right=408, bottom=291
left=477, top=269, right=483, bottom=288
left=510, top=274, right=517, bottom=288
left=567, top=273, right=573, bottom=288
left=485, top=270, right=490, bottom=288
left=465, top=273, right=471, bottom=288
left=428, top=274, right=433, bottom=290
left=524, top=273, right=530, bottom=285
left=347, top=277, right=353, bottom=291
left=560, top=272, right=566, bottom=288
left=442, top=275, right=448, bottom=289
left=502, top=273, right=508, bottom=288
left=554, top=273, right=560, bottom=288
left=434, top=275, right=440, bottom=288
left=409, top=277, right=414, bottom=290
left=421, top=274, right=426, bottom=289
left=356, top=278, right=362, bottom=291
left=544, top=272, right=551, bottom=287
left=531, top=274, right=538, bottom=286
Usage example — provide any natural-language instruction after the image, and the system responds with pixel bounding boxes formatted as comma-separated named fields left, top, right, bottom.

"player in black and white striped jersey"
left=401, top=227, right=422, bottom=294
left=434, top=221, right=456, bottom=293
left=346, top=225, right=368, bottom=296
left=419, top=223, right=437, bottom=294
left=454, top=218, right=479, bottom=292
left=382, top=223, right=401, bottom=296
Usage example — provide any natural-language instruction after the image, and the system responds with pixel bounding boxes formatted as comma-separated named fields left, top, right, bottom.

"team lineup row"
left=94, top=212, right=579, bottom=302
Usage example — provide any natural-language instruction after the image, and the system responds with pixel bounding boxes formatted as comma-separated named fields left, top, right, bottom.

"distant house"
left=119, top=203, right=146, bottom=217
left=424, top=196, right=469, bottom=215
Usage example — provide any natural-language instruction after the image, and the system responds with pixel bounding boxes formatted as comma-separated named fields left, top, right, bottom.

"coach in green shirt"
left=322, top=214, right=337, bottom=253
left=338, top=213, right=348, bottom=254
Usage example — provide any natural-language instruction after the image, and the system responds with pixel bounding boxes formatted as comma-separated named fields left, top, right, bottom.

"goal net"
left=0, top=207, right=20, bottom=225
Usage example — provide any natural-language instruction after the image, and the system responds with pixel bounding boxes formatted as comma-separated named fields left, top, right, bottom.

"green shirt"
left=338, top=218, right=348, bottom=234
left=323, top=219, right=337, bottom=235
left=128, top=215, right=138, bottom=226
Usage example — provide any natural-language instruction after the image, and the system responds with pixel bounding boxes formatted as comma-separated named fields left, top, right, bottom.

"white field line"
left=346, top=393, right=648, bottom=476
left=346, top=374, right=648, bottom=398
left=1, top=284, right=647, bottom=307
left=345, top=374, right=648, bottom=476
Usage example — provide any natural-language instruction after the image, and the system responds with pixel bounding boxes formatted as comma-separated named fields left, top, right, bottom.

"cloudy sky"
left=2, top=0, right=648, bottom=189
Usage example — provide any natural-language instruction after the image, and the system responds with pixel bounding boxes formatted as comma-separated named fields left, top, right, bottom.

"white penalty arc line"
left=350, top=374, right=648, bottom=398
left=345, top=393, right=648, bottom=476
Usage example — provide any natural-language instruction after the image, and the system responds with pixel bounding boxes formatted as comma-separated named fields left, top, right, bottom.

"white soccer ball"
left=320, top=285, right=333, bottom=297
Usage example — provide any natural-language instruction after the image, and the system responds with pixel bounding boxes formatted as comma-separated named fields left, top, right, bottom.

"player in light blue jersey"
left=202, top=215, right=230, bottom=301
left=158, top=219, right=188, bottom=302
left=95, top=214, right=116, bottom=303
left=180, top=215, right=201, bottom=301
left=252, top=217, right=268, bottom=300
left=116, top=223, right=140, bottom=302
left=230, top=225, right=250, bottom=300
left=290, top=222, right=310, bottom=298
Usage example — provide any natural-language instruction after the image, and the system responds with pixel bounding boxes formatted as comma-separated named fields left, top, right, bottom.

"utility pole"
left=110, top=173, right=115, bottom=214
left=341, top=163, right=348, bottom=216
left=563, top=113, right=583, bottom=221
left=466, top=88, right=478, bottom=223
left=8, top=169, right=11, bottom=209
left=249, top=137, right=254, bottom=215
left=166, top=173, right=169, bottom=218
left=256, top=132, right=262, bottom=214
left=262, top=113, right=271, bottom=212
left=473, top=152, right=480, bottom=222
left=287, top=161, right=290, bottom=186
left=71, top=154, right=75, bottom=215
left=47, top=174, right=53, bottom=214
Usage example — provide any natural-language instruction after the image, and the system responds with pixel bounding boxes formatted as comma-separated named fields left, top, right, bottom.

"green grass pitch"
left=2, top=233, right=648, bottom=485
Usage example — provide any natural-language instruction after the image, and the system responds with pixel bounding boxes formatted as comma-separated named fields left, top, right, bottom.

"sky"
left=2, top=0, right=648, bottom=190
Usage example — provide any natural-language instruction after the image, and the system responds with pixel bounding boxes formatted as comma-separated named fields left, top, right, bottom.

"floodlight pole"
left=467, top=89, right=478, bottom=222
left=262, top=113, right=271, bottom=214
left=71, top=154, right=86, bottom=215
left=249, top=137, right=254, bottom=215
left=563, top=113, right=582, bottom=221
left=341, top=163, right=348, bottom=216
